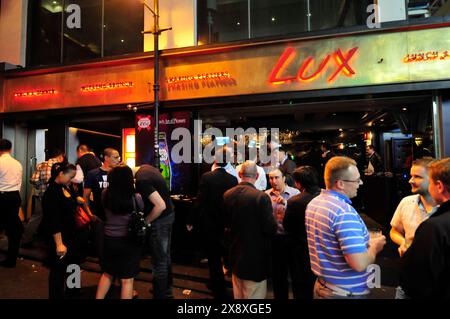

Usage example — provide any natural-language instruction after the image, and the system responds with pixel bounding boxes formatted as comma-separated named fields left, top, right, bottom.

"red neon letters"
left=268, top=47, right=359, bottom=85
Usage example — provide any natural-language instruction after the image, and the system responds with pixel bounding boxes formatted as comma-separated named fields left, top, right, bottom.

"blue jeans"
left=148, top=214, right=174, bottom=299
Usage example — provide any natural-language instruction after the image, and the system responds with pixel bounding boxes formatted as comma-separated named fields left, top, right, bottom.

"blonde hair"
left=428, top=158, right=450, bottom=193
left=325, top=156, right=357, bottom=189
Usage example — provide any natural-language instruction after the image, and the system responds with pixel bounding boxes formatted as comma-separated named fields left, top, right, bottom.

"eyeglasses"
left=341, top=178, right=362, bottom=184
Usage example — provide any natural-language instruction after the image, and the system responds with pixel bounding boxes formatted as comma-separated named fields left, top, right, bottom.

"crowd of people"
left=1, top=137, right=450, bottom=299
left=0, top=140, right=174, bottom=299
left=193, top=144, right=450, bottom=299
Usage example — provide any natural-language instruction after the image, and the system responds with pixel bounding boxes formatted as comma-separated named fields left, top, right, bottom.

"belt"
left=0, top=190, right=20, bottom=194
left=318, top=278, right=370, bottom=297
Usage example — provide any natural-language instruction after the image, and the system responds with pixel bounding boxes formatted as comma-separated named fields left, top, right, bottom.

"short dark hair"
left=0, top=139, right=12, bottom=152
left=428, top=158, right=450, bottom=193
left=103, top=148, right=117, bottom=158
left=367, top=145, right=375, bottom=150
left=77, top=144, right=90, bottom=153
left=292, top=166, right=319, bottom=190
left=48, top=148, right=64, bottom=159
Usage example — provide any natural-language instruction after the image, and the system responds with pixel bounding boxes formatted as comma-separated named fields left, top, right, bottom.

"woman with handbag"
left=95, top=164, right=148, bottom=299
left=42, top=162, right=94, bottom=299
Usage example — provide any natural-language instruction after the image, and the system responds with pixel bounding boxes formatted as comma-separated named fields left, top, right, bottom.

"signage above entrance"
left=80, top=81, right=134, bottom=92
left=4, top=24, right=450, bottom=112
left=13, top=89, right=57, bottom=98
left=268, top=47, right=358, bottom=85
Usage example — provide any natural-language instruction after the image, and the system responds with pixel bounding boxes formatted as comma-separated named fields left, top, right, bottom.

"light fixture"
left=380, top=119, right=385, bottom=122
left=121, top=39, right=125, bottom=43
left=402, top=107, right=407, bottom=111
left=271, top=17, right=276, bottom=22
left=339, top=128, right=343, bottom=132
left=237, top=22, right=241, bottom=26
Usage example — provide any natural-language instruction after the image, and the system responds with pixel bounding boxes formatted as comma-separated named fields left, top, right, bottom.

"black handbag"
left=128, top=195, right=148, bottom=245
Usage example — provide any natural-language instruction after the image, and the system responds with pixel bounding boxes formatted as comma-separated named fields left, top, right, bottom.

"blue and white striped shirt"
left=305, top=189, right=370, bottom=294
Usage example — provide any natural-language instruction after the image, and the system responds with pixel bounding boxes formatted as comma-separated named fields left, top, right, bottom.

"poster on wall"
left=135, top=111, right=191, bottom=194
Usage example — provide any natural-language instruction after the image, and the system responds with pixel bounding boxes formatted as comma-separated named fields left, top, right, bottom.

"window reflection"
left=63, top=0, right=102, bottom=63
left=104, top=0, right=143, bottom=56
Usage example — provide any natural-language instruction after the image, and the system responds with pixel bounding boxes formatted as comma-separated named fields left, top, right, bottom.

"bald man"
left=224, top=161, right=277, bottom=299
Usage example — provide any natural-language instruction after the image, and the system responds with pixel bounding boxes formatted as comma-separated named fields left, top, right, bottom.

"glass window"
left=29, top=0, right=63, bottom=66
left=103, top=0, right=143, bottom=57
left=310, top=0, right=373, bottom=31
left=63, top=0, right=102, bottom=63
left=198, top=0, right=249, bottom=45
left=250, top=0, right=308, bottom=38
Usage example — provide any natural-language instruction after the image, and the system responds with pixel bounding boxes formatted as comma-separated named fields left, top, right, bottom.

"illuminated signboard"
left=403, top=50, right=450, bottom=63
left=81, top=81, right=134, bottom=92
left=14, top=89, right=57, bottom=98
left=268, top=47, right=358, bottom=85
left=166, top=72, right=231, bottom=84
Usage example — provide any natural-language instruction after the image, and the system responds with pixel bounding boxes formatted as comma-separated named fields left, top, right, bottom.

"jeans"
left=0, top=191, right=23, bottom=265
left=148, top=214, right=174, bottom=299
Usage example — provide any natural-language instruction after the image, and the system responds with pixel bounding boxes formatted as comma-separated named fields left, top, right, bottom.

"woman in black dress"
left=96, top=165, right=145, bottom=299
left=42, top=162, right=92, bottom=299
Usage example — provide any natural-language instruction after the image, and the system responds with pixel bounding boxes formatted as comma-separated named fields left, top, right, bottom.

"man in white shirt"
left=235, top=147, right=267, bottom=191
left=0, top=139, right=24, bottom=268
left=390, top=157, right=437, bottom=257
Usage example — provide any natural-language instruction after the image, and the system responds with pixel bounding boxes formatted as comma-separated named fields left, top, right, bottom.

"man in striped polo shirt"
left=305, top=156, right=386, bottom=298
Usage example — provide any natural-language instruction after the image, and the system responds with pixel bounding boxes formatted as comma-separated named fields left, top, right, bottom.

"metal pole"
left=153, top=0, right=160, bottom=169
left=432, top=93, right=443, bottom=159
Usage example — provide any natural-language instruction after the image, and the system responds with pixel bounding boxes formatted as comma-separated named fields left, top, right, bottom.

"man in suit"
left=366, top=145, right=384, bottom=175
left=192, top=146, right=238, bottom=299
left=400, top=158, right=450, bottom=299
left=283, top=166, right=321, bottom=299
left=224, top=161, right=277, bottom=299
left=278, top=147, right=297, bottom=187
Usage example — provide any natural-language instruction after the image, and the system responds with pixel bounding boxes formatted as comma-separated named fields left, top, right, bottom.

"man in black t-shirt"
left=76, top=144, right=102, bottom=177
left=135, top=164, right=175, bottom=299
left=84, top=148, right=120, bottom=220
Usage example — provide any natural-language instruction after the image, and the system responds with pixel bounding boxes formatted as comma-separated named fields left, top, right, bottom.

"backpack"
left=128, top=195, right=148, bottom=245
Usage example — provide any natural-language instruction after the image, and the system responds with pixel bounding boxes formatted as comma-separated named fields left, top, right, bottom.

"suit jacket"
left=368, top=152, right=384, bottom=173
left=400, top=200, right=450, bottom=299
left=196, top=168, right=238, bottom=238
left=224, top=182, right=277, bottom=282
left=283, top=187, right=321, bottom=256
left=280, top=158, right=297, bottom=187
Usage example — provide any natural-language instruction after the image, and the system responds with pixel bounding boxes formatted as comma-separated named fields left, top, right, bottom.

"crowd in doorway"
left=1, top=137, right=450, bottom=299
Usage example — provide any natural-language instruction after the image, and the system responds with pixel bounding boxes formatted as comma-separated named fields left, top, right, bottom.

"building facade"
left=1, top=0, right=450, bottom=225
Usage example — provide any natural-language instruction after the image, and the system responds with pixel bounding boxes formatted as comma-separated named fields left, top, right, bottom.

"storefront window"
left=28, top=0, right=144, bottom=66
left=103, top=0, right=143, bottom=56
left=63, top=0, right=102, bottom=63
left=28, top=0, right=63, bottom=66
left=310, top=0, right=373, bottom=31
left=250, top=0, right=308, bottom=38
left=197, top=0, right=249, bottom=45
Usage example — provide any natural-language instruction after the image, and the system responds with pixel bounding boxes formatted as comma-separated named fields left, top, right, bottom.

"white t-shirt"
left=390, top=194, right=437, bottom=247
left=235, top=162, right=267, bottom=191
left=0, top=153, right=23, bottom=192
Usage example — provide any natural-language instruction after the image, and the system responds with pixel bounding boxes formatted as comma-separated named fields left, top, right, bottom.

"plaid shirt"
left=30, top=158, right=60, bottom=197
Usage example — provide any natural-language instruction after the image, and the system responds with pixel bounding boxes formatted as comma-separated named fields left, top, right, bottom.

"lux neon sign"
left=268, top=47, right=359, bottom=85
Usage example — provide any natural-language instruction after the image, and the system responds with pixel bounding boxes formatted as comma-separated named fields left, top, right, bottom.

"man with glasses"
left=305, top=156, right=386, bottom=298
